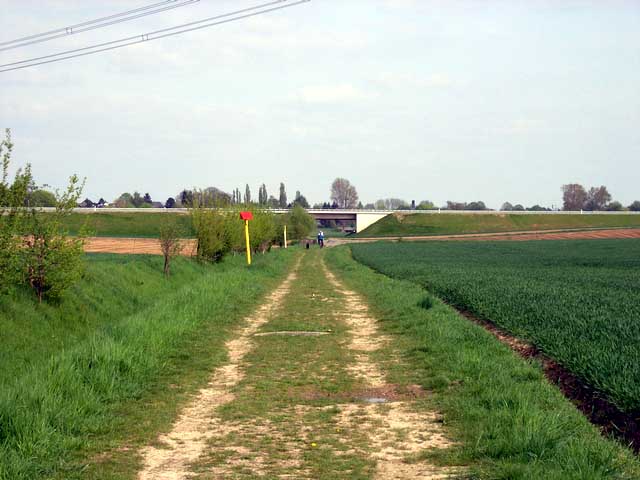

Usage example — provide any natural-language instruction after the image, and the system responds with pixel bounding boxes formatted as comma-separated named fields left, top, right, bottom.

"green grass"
left=357, top=212, right=640, bottom=237
left=325, top=246, right=640, bottom=479
left=60, top=212, right=195, bottom=237
left=0, top=250, right=295, bottom=480
left=349, top=239, right=640, bottom=413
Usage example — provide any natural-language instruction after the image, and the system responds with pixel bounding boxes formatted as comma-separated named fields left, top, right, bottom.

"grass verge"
left=325, top=246, right=640, bottom=479
left=357, top=212, right=640, bottom=237
left=0, top=250, right=295, bottom=480
left=61, top=212, right=195, bottom=238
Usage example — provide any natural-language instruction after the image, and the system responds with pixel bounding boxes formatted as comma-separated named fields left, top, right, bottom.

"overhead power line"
left=1, top=0, right=196, bottom=47
left=0, top=0, right=310, bottom=74
left=0, top=0, right=200, bottom=53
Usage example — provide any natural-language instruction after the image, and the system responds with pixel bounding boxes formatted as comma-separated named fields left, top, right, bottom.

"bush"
left=192, top=209, right=228, bottom=262
left=284, top=205, right=315, bottom=242
left=21, top=176, right=87, bottom=302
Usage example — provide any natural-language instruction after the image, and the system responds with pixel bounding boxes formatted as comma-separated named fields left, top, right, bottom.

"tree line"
left=561, top=184, right=639, bottom=211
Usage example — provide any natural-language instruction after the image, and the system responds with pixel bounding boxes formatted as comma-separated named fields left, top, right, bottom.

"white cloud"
left=293, top=84, right=377, bottom=104
left=377, top=72, right=454, bottom=90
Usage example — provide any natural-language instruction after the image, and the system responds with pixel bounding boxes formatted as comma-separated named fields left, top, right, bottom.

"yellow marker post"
left=240, top=211, right=253, bottom=266
left=244, top=220, right=251, bottom=265
left=283, top=224, right=288, bottom=249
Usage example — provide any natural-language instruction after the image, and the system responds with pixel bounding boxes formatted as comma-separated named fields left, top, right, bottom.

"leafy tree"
left=27, top=189, right=57, bottom=207
left=467, top=201, right=487, bottom=211
left=513, top=204, right=525, bottom=211
left=357, top=201, right=364, bottom=209
left=114, top=192, right=134, bottom=208
left=250, top=209, right=277, bottom=253
left=501, top=202, right=514, bottom=211
left=223, top=210, right=244, bottom=254
left=445, top=201, right=467, bottom=210
left=179, top=189, right=194, bottom=207
left=0, top=129, right=31, bottom=293
left=279, top=182, right=287, bottom=208
left=267, top=195, right=279, bottom=209
left=191, top=208, right=228, bottom=262
left=584, top=186, right=611, bottom=211
left=330, top=178, right=358, bottom=209
left=562, top=183, right=587, bottom=211
left=258, top=184, right=268, bottom=205
left=364, top=203, right=375, bottom=210
left=417, top=200, right=436, bottom=210
left=629, top=201, right=640, bottom=212
left=159, top=216, right=184, bottom=277
left=21, top=175, right=87, bottom=302
left=293, top=190, right=310, bottom=208
left=165, top=197, right=176, bottom=208
left=606, top=201, right=623, bottom=212
left=244, top=184, right=251, bottom=204
left=130, top=191, right=144, bottom=208
left=375, top=198, right=407, bottom=210
left=527, top=205, right=549, bottom=211
left=143, top=192, right=152, bottom=204
left=284, top=205, right=315, bottom=241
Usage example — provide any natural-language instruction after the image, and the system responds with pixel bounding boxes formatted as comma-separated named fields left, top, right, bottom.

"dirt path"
left=137, top=260, right=300, bottom=480
left=134, top=250, right=457, bottom=479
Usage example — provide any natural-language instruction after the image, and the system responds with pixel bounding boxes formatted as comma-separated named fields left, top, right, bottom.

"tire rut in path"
left=136, top=260, right=300, bottom=480
left=323, top=261, right=457, bottom=479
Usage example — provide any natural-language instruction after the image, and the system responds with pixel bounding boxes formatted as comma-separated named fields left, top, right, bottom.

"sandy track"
left=136, top=262, right=299, bottom=480
left=323, top=262, right=455, bottom=479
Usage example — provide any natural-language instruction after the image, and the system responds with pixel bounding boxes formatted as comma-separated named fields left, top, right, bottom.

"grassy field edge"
left=324, top=246, right=640, bottom=479
left=357, top=213, right=640, bottom=238
left=0, top=250, right=297, bottom=480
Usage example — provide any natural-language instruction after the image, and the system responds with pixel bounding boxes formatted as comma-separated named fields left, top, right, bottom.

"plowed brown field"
left=84, top=237, right=197, bottom=256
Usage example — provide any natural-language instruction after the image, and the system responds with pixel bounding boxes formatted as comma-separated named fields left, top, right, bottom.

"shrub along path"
left=134, top=249, right=457, bottom=479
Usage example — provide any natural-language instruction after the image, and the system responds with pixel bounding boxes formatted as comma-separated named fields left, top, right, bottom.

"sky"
left=0, top=0, right=638, bottom=209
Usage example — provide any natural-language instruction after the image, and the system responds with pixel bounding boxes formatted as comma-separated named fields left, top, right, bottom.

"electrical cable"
left=0, top=0, right=200, bottom=52
left=0, top=0, right=309, bottom=73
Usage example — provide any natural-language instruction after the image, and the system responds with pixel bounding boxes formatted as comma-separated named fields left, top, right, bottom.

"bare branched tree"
left=159, top=216, right=184, bottom=277
left=330, top=178, right=358, bottom=209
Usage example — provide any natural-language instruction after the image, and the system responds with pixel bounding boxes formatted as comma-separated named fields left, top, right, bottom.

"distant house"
left=96, top=198, right=107, bottom=208
left=78, top=198, right=95, bottom=208
left=150, top=201, right=164, bottom=208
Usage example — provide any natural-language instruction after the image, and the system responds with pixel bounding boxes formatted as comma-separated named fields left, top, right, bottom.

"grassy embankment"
left=325, top=246, right=640, bottom=479
left=60, top=212, right=196, bottom=238
left=357, top=212, right=640, bottom=237
left=0, top=250, right=295, bottom=480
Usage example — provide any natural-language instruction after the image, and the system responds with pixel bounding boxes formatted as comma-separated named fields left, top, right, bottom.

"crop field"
left=356, top=212, right=640, bottom=237
left=350, top=239, right=640, bottom=414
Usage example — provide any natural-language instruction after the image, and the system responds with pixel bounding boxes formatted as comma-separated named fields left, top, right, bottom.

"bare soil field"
left=84, top=237, right=197, bottom=256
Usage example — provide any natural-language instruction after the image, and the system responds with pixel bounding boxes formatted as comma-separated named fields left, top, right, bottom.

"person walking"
left=318, top=230, right=325, bottom=248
